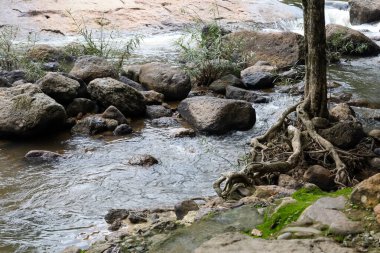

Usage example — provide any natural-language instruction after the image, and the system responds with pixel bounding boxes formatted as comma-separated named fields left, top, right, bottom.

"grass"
left=255, top=187, right=353, bottom=238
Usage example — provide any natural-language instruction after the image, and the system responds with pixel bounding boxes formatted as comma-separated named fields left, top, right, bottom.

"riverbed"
left=0, top=1, right=379, bottom=252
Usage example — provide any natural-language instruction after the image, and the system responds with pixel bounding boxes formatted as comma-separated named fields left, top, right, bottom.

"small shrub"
left=176, top=8, right=245, bottom=86
left=0, top=26, right=21, bottom=70
left=327, top=32, right=369, bottom=57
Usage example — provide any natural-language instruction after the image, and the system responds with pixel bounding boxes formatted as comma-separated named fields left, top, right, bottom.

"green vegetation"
left=328, top=32, right=369, bottom=57
left=255, top=187, right=353, bottom=238
left=176, top=8, right=245, bottom=86
left=66, top=11, right=142, bottom=71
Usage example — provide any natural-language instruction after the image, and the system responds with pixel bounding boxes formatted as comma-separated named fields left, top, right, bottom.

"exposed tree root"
left=213, top=99, right=373, bottom=199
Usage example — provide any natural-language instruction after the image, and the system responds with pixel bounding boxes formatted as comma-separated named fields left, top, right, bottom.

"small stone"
left=369, top=129, right=380, bottom=141
left=141, top=90, right=164, bottom=105
left=105, top=209, right=129, bottom=224
left=128, top=154, right=158, bottom=166
left=151, top=117, right=180, bottom=128
left=108, top=219, right=122, bottom=231
left=146, top=105, right=172, bottom=119
left=370, top=158, right=380, bottom=169
left=351, top=173, right=380, bottom=208
left=277, top=232, right=292, bottom=240
left=330, top=103, right=355, bottom=121
left=128, top=212, right=147, bottom=224
left=278, top=174, right=298, bottom=189
left=102, top=105, right=128, bottom=124
left=113, top=124, right=133, bottom=136
left=170, top=128, right=196, bottom=138
left=374, top=148, right=380, bottom=156
left=175, top=200, right=199, bottom=220
left=251, top=228, right=262, bottom=237
left=25, top=150, right=62, bottom=161
left=303, top=165, right=336, bottom=191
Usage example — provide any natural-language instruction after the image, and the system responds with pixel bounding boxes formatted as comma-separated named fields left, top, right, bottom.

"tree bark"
left=302, top=0, right=328, bottom=118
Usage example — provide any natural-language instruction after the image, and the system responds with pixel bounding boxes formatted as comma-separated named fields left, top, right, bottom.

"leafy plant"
left=66, top=10, right=143, bottom=71
left=327, top=32, right=369, bottom=57
left=176, top=8, right=245, bottom=86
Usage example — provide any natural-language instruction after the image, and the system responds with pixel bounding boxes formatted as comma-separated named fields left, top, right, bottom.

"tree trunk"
left=302, top=0, right=328, bottom=118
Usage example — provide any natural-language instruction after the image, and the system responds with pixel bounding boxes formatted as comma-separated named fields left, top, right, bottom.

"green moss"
left=255, top=187, right=353, bottom=238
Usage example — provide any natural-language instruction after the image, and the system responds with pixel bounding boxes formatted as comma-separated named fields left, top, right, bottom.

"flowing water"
left=0, top=1, right=379, bottom=252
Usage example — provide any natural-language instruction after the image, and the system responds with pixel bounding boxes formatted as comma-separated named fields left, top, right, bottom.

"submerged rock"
left=25, top=150, right=62, bottom=161
left=87, top=77, right=146, bottom=117
left=151, top=117, right=180, bottom=128
left=139, top=62, right=191, bottom=100
left=113, top=124, right=133, bottom=136
left=349, top=0, right=380, bottom=25
left=69, top=56, right=118, bottom=83
left=226, top=85, right=268, bottom=103
left=178, top=96, right=256, bottom=134
left=350, top=173, right=380, bottom=208
left=71, top=116, right=117, bottom=135
left=128, top=154, right=159, bottom=167
left=0, top=84, right=66, bottom=137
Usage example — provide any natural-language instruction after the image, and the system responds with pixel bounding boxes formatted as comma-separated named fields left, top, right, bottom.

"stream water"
left=0, top=1, right=379, bottom=252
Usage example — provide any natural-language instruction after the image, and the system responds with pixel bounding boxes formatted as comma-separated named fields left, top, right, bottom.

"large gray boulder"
left=226, top=31, right=305, bottom=68
left=178, top=96, right=255, bottom=134
left=87, top=77, right=146, bottom=117
left=69, top=56, right=118, bottom=83
left=319, top=121, right=365, bottom=149
left=349, top=0, right=380, bottom=25
left=37, top=72, right=81, bottom=104
left=0, top=84, right=66, bottom=137
left=139, top=62, right=191, bottom=101
left=326, top=24, right=380, bottom=56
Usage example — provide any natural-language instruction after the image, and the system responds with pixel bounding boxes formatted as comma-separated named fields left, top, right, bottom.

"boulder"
left=326, top=24, right=380, bottom=56
left=128, top=154, right=158, bottom=166
left=209, top=74, right=244, bottom=94
left=146, top=105, right=172, bottom=119
left=349, top=0, right=380, bottom=25
left=69, top=56, right=118, bottom=83
left=87, top=78, right=146, bottom=117
left=25, top=150, right=62, bottom=161
left=113, top=124, right=132, bottom=136
left=121, top=64, right=141, bottom=82
left=0, top=70, right=26, bottom=84
left=66, top=98, right=98, bottom=117
left=319, top=121, right=365, bottom=149
left=241, top=71, right=276, bottom=90
left=225, top=85, right=268, bottom=103
left=194, top=232, right=354, bottom=253
left=101, top=105, right=128, bottom=124
left=330, top=103, right=356, bottom=121
left=105, top=209, right=129, bottom=224
left=37, top=72, right=81, bottom=104
left=119, top=76, right=146, bottom=91
left=227, top=31, right=305, bottom=68
left=141, top=90, right=165, bottom=105
left=26, top=44, right=69, bottom=62
left=71, top=116, right=117, bottom=135
left=350, top=173, right=380, bottom=208
left=178, top=96, right=255, bottom=134
left=139, top=62, right=191, bottom=100
left=303, top=165, right=336, bottom=191
left=0, top=84, right=66, bottom=137
left=174, top=200, right=199, bottom=220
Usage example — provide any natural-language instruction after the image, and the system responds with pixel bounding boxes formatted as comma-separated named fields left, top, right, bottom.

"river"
left=0, top=1, right=379, bottom=252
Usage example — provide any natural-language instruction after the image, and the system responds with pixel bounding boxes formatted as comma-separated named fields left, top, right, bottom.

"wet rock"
left=349, top=0, right=380, bottom=25
left=241, top=71, right=276, bottom=90
left=121, top=64, right=141, bottom=82
left=374, top=149, right=380, bottom=156
left=278, top=174, right=298, bottom=189
left=0, top=70, right=26, bottom=84
left=311, top=117, right=330, bottom=129
left=66, top=98, right=98, bottom=117
left=146, top=105, right=172, bottom=119
left=69, top=56, right=118, bottom=83
left=209, top=74, right=244, bottom=94
left=330, top=103, right=356, bottom=121
left=87, top=77, right=146, bottom=117
left=297, top=196, right=363, bottom=235
left=369, top=129, right=380, bottom=141
left=178, top=96, right=256, bottom=134
left=303, top=165, right=336, bottom=191
left=227, top=31, right=305, bottom=68
left=128, top=154, right=158, bottom=166
left=170, top=128, right=196, bottom=138
left=105, top=209, right=129, bottom=224
left=226, top=85, right=268, bottom=103
left=139, top=62, right=191, bottom=100
left=175, top=200, right=199, bottom=220
left=350, top=173, right=380, bottom=208
left=25, top=150, right=62, bottom=161
left=128, top=212, right=148, bottom=224
left=141, top=90, right=165, bottom=105
left=151, top=117, right=180, bottom=128
left=101, top=105, right=128, bottom=124
left=119, top=76, right=146, bottom=91
left=37, top=72, right=81, bottom=104
left=113, top=124, right=132, bottom=136
left=108, top=219, right=122, bottom=231
left=326, top=24, right=380, bottom=56
left=71, top=116, right=116, bottom=135
left=26, top=44, right=69, bottom=62
left=60, top=246, right=82, bottom=253
left=319, top=121, right=365, bottom=149
left=194, top=232, right=354, bottom=253
left=0, top=84, right=66, bottom=137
